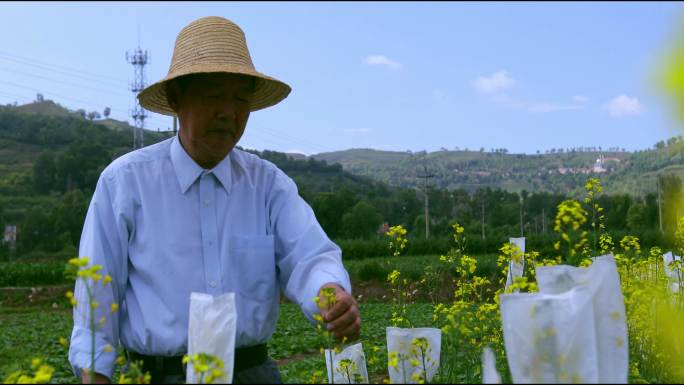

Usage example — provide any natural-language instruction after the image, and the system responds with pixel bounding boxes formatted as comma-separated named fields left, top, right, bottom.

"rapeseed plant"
left=182, top=353, right=225, bottom=384
left=2, top=358, right=54, bottom=384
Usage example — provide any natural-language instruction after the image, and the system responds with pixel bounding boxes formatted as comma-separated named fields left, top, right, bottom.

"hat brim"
left=137, top=64, right=292, bottom=116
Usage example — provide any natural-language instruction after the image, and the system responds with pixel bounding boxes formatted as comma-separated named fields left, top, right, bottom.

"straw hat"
left=137, top=16, right=291, bottom=115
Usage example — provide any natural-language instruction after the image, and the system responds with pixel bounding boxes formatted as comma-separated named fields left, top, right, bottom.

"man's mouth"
left=208, top=128, right=233, bottom=134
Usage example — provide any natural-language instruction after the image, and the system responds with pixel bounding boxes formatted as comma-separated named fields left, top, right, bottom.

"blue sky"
left=1, top=1, right=683, bottom=155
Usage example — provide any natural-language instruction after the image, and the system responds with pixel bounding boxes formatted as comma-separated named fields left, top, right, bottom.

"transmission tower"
left=126, top=31, right=149, bottom=150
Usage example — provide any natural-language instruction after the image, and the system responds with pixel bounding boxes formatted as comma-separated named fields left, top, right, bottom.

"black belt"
left=127, top=344, right=269, bottom=381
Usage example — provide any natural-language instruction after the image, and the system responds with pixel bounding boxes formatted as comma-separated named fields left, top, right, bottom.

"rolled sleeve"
left=269, top=172, right=352, bottom=323
left=68, top=171, right=129, bottom=380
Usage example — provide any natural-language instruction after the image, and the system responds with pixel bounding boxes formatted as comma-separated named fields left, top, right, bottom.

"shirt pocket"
left=228, top=235, right=277, bottom=301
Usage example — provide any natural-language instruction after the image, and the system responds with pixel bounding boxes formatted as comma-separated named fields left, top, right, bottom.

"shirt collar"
left=170, top=135, right=233, bottom=195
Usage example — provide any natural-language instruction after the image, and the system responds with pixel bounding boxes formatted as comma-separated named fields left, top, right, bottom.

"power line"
left=0, top=54, right=127, bottom=89
left=0, top=49, right=128, bottom=84
left=0, top=51, right=332, bottom=153
left=0, top=85, right=327, bottom=153
left=0, top=66, right=130, bottom=97
left=0, top=79, right=170, bottom=127
left=258, top=126, right=329, bottom=153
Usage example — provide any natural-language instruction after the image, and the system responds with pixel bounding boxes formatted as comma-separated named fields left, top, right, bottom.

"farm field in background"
left=3, top=178, right=684, bottom=384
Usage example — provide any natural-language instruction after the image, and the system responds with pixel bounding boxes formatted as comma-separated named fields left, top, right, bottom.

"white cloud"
left=473, top=70, right=515, bottom=94
left=527, top=102, right=582, bottom=113
left=491, top=93, right=581, bottom=113
left=475, top=71, right=584, bottom=113
left=432, top=89, right=447, bottom=102
left=342, top=128, right=372, bottom=133
left=285, top=149, right=311, bottom=156
left=602, top=94, right=645, bottom=117
left=363, top=55, right=401, bottom=70
left=573, top=95, right=589, bottom=103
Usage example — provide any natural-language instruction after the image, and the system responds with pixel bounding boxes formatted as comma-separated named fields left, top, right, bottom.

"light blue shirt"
left=68, top=136, right=351, bottom=380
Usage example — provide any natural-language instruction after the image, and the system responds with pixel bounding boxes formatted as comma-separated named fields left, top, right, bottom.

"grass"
left=344, top=254, right=500, bottom=284
left=0, top=253, right=501, bottom=288
left=0, top=253, right=503, bottom=383
left=0, top=303, right=438, bottom=384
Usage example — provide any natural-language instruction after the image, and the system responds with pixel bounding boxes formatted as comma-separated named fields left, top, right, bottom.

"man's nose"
left=216, top=103, right=238, bottom=120
left=216, top=108, right=236, bottom=121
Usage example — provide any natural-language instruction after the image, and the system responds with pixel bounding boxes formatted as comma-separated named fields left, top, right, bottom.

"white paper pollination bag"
left=500, top=287, right=599, bottom=383
left=186, top=292, right=237, bottom=384
left=324, top=343, right=369, bottom=384
left=386, top=327, right=441, bottom=384
left=663, top=251, right=682, bottom=293
left=535, top=254, right=628, bottom=383
left=481, top=346, right=501, bottom=384
left=505, top=237, right=525, bottom=292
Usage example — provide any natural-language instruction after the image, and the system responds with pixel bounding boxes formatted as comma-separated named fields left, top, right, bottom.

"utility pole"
left=519, top=194, right=524, bottom=237
left=658, top=174, right=664, bottom=234
left=481, top=199, right=486, bottom=240
left=418, top=165, right=434, bottom=239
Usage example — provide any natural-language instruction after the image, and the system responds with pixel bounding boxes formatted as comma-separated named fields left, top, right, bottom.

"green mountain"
left=4, top=99, right=684, bottom=199
left=310, top=144, right=684, bottom=196
left=0, top=100, right=671, bottom=258
left=0, top=99, right=384, bottom=201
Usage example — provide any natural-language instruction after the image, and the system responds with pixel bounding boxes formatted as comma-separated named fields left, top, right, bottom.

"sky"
left=1, top=1, right=684, bottom=155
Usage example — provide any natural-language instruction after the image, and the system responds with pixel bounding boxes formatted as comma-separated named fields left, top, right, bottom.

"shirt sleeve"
left=68, top=171, right=129, bottom=381
left=268, top=171, right=352, bottom=324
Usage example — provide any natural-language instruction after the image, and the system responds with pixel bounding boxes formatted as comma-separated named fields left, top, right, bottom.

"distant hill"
left=3, top=99, right=684, bottom=198
left=310, top=145, right=684, bottom=196
left=14, top=100, right=77, bottom=118
left=0, top=100, right=384, bottom=198
left=0, top=101, right=172, bottom=180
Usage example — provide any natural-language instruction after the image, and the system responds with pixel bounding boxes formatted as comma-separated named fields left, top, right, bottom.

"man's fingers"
left=333, top=316, right=361, bottom=341
left=323, top=296, right=351, bottom=322
left=327, top=304, right=358, bottom=331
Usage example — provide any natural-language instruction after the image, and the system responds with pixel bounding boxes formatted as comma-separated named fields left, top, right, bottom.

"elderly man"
left=68, top=16, right=360, bottom=384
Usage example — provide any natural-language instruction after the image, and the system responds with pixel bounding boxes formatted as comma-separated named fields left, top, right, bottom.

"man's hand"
left=317, top=283, right=361, bottom=342
left=81, top=369, right=110, bottom=384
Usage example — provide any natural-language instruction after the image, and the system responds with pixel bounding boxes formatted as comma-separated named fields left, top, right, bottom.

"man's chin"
left=198, top=141, right=235, bottom=159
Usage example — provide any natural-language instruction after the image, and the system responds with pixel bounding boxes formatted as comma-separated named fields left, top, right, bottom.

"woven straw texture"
left=138, top=16, right=291, bottom=115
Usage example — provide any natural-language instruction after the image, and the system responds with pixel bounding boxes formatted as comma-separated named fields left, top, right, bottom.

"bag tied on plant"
left=500, top=287, right=599, bottom=383
left=324, top=342, right=369, bottom=384
left=505, top=237, right=526, bottom=292
left=481, top=346, right=501, bottom=384
left=386, top=327, right=441, bottom=384
left=663, top=251, right=682, bottom=293
left=186, top=292, right=237, bottom=384
left=535, top=254, right=628, bottom=383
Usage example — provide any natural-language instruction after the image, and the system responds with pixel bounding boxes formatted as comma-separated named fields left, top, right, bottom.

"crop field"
left=3, top=179, right=684, bottom=384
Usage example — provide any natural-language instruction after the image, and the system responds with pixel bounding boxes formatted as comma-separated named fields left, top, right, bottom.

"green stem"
left=328, top=349, right=335, bottom=385
left=420, top=345, right=428, bottom=384
left=85, top=280, right=95, bottom=384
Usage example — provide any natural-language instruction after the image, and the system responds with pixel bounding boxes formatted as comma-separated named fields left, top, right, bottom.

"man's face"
left=168, top=73, right=253, bottom=167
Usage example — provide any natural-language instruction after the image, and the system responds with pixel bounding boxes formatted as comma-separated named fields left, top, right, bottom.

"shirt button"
left=209, top=281, right=217, bottom=288
left=208, top=241, right=213, bottom=246
left=203, top=199, right=211, bottom=206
